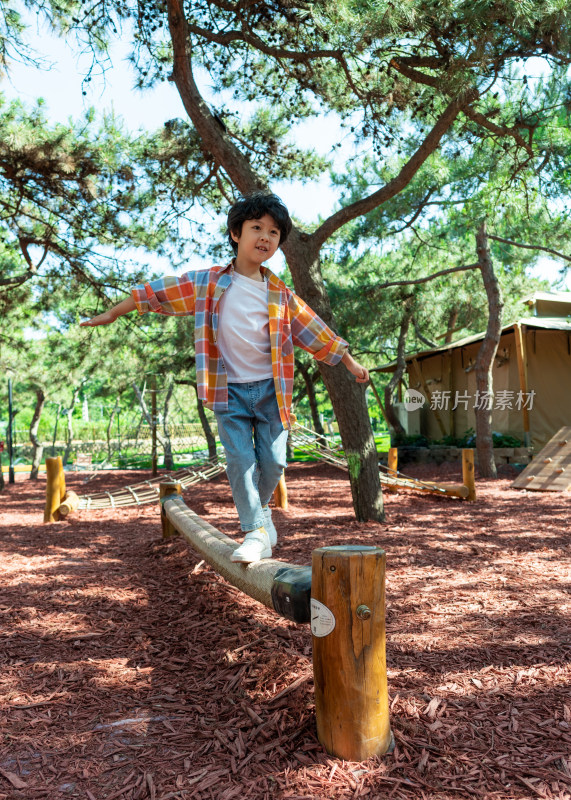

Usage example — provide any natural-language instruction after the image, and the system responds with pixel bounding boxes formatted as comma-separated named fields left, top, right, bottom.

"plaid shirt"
left=131, top=262, right=348, bottom=429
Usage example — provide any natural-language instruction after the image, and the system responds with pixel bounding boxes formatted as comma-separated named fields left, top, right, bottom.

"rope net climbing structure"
left=76, top=423, right=472, bottom=510
left=289, top=423, right=471, bottom=498
left=78, top=459, right=225, bottom=510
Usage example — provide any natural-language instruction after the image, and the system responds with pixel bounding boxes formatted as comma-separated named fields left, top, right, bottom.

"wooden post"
left=7, top=378, right=15, bottom=484
left=514, top=323, right=531, bottom=447
left=57, top=456, right=66, bottom=501
left=272, top=472, right=288, bottom=510
left=44, top=457, right=62, bottom=523
left=462, top=448, right=476, bottom=501
left=311, top=545, right=392, bottom=761
left=160, top=481, right=182, bottom=538
left=387, top=447, right=398, bottom=493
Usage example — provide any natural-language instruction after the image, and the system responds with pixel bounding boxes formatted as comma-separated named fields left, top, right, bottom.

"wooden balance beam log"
left=407, top=480, right=470, bottom=499
left=383, top=448, right=476, bottom=501
left=159, top=481, right=392, bottom=761
left=58, top=490, right=81, bottom=518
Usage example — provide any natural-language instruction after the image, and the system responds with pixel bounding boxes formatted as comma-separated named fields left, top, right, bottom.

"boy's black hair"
left=226, top=191, right=292, bottom=254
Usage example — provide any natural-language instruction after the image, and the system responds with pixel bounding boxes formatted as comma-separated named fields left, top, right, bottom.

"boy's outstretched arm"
left=341, top=350, right=369, bottom=384
left=80, top=296, right=136, bottom=327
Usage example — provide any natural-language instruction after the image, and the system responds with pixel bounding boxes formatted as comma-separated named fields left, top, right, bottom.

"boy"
left=81, top=192, right=369, bottom=563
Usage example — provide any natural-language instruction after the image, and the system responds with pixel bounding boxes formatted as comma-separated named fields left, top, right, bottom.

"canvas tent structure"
left=374, top=292, right=571, bottom=453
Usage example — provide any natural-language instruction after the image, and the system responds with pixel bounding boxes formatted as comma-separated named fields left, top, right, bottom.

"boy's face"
left=231, top=213, right=281, bottom=264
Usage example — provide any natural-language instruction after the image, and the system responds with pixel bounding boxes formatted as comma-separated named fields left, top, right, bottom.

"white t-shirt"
left=217, top=271, right=273, bottom=383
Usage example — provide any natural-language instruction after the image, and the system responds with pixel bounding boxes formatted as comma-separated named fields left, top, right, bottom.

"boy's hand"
left=80, top=296, right=136, bottom=327
left=341, top=351, right=369, bottom=384
left=80, top=309, right=118, bottom=327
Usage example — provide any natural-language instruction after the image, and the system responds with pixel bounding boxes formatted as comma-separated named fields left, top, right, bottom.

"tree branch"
left=167, top=0, right=266, bottom=195
left=487, top=234, right=571, bottom=263
left=389, top=188, right=436, bottom=234
left=310, top=91, right=475, bottom=248
left=390, top=58, right=533, bottom=156
left=0, top=270, right=34, bottom=288
left=461, top=107, right=534, bottom=156
left=19, top=236, right=50, bottom=270
left=413, top=318, right=438, bottom=349
left=369, top=262, right=479, bottom=292
left=187, top=21, right=342, bottom=63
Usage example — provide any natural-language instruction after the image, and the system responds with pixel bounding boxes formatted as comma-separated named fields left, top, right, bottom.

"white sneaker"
left=262, top=506, right=277, bottom=547
left=230, top=527, right=272, bottom=563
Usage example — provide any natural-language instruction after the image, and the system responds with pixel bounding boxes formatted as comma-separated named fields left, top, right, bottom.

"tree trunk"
left=51, top=403, right=61, bottom=457
left=132, top=382, right=171, bottom=466
left=29, top=387, right=46, bottom=480
left=286, top=430, right=293, bottom=462
left=63, top=388, right=80, bottom=466
left=474, top=223, right=503, bottom=478
left=444, top=306, right=459, bottom=344
left=384, top=303, right=413, bottom=440
left=106, top=402, right=118, bottom=459
left=295, top=358, right=325, bottom=437
left=192, top=383, right=217, bottom=461
left=283, top=234, right=384, bottom=521
left=162, top=382, right=175, bottom=471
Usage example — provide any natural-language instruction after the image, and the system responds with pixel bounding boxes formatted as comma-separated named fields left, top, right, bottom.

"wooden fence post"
left=44, top=457, right=63, bottom=523
left=160, top=481, right=182, bottom=538
left=387, top=447, right=398, bottom=493
left=57, top=456, right=66, bottom=501
left=272, top=472, right=288, bottom=510
left=462, top=449, right=476, bottom=501
left=311, top=545, right=392, bottom=761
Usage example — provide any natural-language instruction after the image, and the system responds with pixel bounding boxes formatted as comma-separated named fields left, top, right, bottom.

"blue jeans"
left=215, top=379, right=288, bottom=532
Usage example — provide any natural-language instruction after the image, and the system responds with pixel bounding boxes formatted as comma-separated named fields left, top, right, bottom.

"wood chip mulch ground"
left=1, top=461, right=570, bottom=800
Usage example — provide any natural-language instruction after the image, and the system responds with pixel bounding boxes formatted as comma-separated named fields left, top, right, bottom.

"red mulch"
left=0, top=461, right=570, bottom=800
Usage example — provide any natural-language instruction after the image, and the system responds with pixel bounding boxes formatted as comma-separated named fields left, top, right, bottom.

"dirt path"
left=0, top=463, right=570, bottom=799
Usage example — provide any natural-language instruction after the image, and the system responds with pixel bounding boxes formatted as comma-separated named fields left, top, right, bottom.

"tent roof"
left=521, top=290, right=571, bottom=305
left=521, top=290, right=571, bottom=317
left=373, top=317, right=571, bottom=373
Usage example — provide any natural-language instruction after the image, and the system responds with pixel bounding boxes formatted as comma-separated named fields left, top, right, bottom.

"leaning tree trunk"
left=191, top=383, right=217, bottom=461
left=283, top=233, right=384, bottom=521
left=173, top=379, right=218, bottom=461
left=384, top=303, right=413, bottom=440
left=29, top=387, right=46, bottom=480
left=295, top=358, right=325, bottom=437
left=474, top=222, right=503, bottom=478
left=63, top=388, right=80, bottom=466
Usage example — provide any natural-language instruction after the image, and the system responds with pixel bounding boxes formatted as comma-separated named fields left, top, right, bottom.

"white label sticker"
left=310, top=598, right=336, bottom=638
